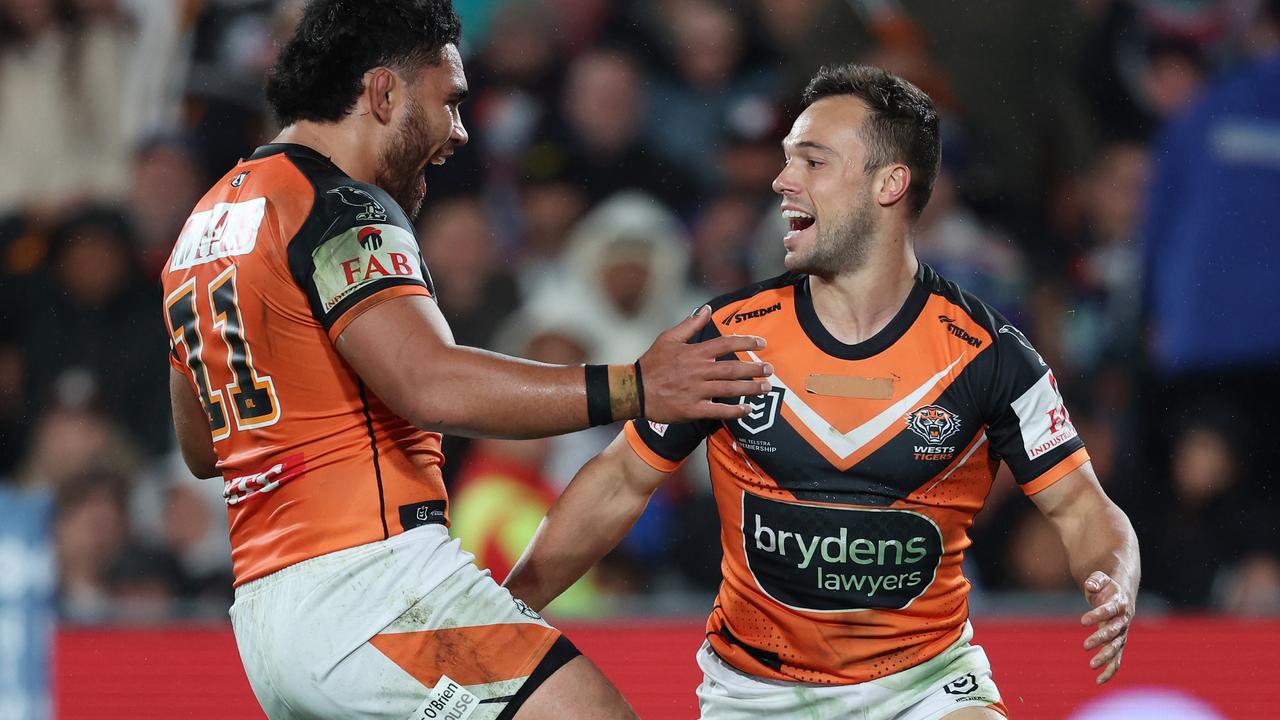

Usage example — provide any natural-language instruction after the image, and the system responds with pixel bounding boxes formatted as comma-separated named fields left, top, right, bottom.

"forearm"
left=504, top=443, right=662, bottom=611
left=1060, top=501, right=1141, bottom=597
left=409, top=345, right=635, bottom=439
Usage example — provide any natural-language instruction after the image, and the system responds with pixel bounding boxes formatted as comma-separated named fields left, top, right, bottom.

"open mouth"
left=784, top=209, right=815, bottom=233
left=783, top=209, right=816, bottom=246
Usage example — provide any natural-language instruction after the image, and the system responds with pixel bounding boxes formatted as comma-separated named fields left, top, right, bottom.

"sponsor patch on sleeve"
left=311, top=223, right=424, bottom=313
left=1010, top=370, right=1078, bottom=460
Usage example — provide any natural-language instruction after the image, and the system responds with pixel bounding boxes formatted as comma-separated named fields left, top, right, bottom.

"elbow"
left=395, top=382, right=472, bottom=436
left=181, top=451, right=219, bottom=480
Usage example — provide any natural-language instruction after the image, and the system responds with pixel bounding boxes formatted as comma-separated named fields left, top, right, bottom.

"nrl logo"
left=738, top=388, right=785, bottom=435
left=328, top=186, right=388, bottom=222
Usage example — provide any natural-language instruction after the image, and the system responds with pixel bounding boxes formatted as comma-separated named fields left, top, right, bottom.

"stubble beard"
left=787, top=189, right=876, bottom=280
left=375, top=94, right=434, bottom=221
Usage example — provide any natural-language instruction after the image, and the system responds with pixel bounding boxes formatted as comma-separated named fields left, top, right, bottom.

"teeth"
left=782, top=210, right=813, bottom=219
left=430, top=156, right=448, bottom=166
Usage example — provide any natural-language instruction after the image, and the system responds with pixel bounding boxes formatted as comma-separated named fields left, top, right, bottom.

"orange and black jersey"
left=161, top=144, right=447, bottom=586
left=626, top=264, right=1088, bottom=684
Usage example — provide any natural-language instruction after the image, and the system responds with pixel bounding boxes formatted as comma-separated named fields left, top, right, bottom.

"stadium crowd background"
left=0, top=0, right=1278, bottom=630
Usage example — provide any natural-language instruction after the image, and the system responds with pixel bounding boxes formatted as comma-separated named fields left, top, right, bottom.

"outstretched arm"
left=336, top=297, right=771, bottom=439
left=1030, top=462, right=1140, bottom=685
left=503, top=432, right=670, bottom=611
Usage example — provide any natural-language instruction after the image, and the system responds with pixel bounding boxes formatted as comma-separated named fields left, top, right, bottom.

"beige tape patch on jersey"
left=805, top=373, right=895, bottom=400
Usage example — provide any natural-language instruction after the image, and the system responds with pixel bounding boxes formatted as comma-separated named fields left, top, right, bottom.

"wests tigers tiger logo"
left=905, top=404, right=961, bottom=444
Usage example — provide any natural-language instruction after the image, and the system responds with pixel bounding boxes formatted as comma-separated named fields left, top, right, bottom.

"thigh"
left=510, top=655, right=636, bottom=720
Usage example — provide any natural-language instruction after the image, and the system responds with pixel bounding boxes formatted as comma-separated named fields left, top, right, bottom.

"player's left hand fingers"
left=1095, top=645, right=1125, bottom=685
left=1084, top=616, right=1128, bottom=650
left=1084, top=571, right=1112, bottom=595
left=1080, top=589, right=1125, bottom=626
left=1089, top=631, right=1127, bottom=672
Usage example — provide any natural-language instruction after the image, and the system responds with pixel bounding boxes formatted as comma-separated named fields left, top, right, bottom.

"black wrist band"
left=585, top=364, right=612, bottom=426
left=633, top=360, right=645, bottom=419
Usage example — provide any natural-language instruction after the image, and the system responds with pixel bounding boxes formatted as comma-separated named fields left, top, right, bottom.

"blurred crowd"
left=0, top=0, right=1278, bottom=623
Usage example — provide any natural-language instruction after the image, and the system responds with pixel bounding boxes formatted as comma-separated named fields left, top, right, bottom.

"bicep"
left=596, top=431, right=673, bottom=497
left=333, top=294, right=454, bottom=420
left=170, top=367, right=218, bottom=479
left=1028, top=461, right=1110, bottom=531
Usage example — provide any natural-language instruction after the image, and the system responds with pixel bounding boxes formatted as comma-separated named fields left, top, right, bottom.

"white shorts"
left=696, top=622, right=1007, bottom=720
left=229, top=525, right=577, bottom=720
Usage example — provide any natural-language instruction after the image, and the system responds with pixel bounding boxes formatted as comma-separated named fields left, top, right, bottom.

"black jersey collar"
left=794, top=263, right=932, bottom=361
left=248, top=143, right=345, bottom=173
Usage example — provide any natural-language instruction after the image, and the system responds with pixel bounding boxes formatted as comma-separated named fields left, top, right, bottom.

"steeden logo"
left=721, top=302, right=783, bottom=325
left=937, top=314, right=983, bottom=348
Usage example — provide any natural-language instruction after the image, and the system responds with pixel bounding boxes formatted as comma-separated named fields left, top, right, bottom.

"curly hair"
left=802, top=64, right=941, bottom=220
left=266, top=0, right=462, bottom=126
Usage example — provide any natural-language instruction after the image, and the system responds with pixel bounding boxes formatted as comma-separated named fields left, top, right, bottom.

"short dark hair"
left=801, top=64, right=941, bottom=219
left=266, top=0, right=462, bottom=126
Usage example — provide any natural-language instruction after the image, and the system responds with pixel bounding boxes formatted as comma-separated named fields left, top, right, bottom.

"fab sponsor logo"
left=742, top=492, right=942, bottom=612
left=312, top=223, right=424, bottom=312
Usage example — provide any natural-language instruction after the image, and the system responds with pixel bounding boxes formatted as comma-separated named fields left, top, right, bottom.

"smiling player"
left=159, top=2, right=771, bottom=718
left=504, top=65, right=1141, bottom=719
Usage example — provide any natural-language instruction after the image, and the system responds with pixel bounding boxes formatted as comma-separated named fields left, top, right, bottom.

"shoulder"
left=701, top=271, right=798, bottom=316
left=256, top=146, right=412, bottom=233
left=919, top=263, right=1006, bottom=338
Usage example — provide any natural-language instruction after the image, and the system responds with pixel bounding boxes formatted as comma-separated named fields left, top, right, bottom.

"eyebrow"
left=449, top=86, right=469, bottom=104
left=787, top=140, right=836, bottom=154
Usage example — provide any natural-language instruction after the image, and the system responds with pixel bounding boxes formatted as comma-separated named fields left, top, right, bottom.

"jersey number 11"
left=166, top=267, right=281, bottom=441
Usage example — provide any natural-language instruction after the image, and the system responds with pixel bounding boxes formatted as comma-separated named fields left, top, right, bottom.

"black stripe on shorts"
left=493, top=635, right=582, bottom=720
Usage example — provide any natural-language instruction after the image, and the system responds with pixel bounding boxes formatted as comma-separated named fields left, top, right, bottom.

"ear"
left=365, top=67, right=398, bottom=126
left=876, top=164, right=912, bottom=209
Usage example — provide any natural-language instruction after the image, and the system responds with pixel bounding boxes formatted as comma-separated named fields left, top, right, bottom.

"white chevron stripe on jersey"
left=746, top=351, right=966, bottom=460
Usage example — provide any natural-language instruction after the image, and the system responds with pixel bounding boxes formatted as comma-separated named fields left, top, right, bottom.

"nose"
left=772, top=162, right=797, bottom=196
left=452, top=113, right=469, bottom=147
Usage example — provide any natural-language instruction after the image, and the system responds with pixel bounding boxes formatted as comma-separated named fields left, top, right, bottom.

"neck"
left=273, top=121, right=377, bottom=183
left=809, top=230, right=919, bottom=345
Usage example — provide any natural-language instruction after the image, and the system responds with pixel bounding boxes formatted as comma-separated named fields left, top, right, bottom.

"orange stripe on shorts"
left=369, top=622, right=560, bottom=689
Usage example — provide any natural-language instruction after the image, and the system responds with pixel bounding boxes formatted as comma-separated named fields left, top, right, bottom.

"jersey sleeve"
left=623, top=314, right=722, bottom=472
left=287, top=182, right=434, bottom=340
left=981, top=321, right=1089, bottom=495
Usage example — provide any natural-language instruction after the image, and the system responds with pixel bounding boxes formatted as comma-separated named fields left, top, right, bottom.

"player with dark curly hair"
left=159, top=1, right=770, bottom=718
